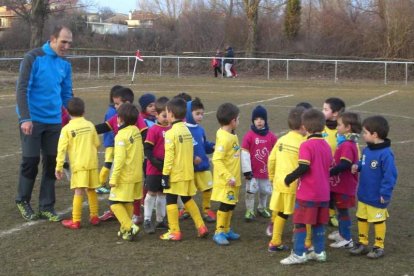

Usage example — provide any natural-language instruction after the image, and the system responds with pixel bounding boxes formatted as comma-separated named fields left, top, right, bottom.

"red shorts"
left=293, top=199, right=329, bottom=225
left=332, top=193, right=355, bottom=209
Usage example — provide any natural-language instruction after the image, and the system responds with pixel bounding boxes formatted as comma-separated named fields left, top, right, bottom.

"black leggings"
left=218, top=202, right=236, bottom=212
left=166, top=194, right=191, bottom=205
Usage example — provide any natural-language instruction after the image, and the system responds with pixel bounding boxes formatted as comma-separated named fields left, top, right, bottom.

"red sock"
left=133, top=199, right=141, bottom=216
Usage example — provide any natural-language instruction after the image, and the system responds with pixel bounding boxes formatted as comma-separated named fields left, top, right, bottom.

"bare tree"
left=243, top=0, right=260, bottom=57
left=284, top=0, right=301, bottom=40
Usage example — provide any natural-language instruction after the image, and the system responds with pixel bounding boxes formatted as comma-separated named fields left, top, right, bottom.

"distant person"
left=224, top=46, right=234, bottom=78
left=212, top=49, right=222, bottom=78
left=15, top=25, right=73, bottom=222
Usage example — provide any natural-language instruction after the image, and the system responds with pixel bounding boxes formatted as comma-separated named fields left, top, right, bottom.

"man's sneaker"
left=244, top=210, right=255, bottom=222
left=329, top=215, right=339, bottom=227
left=122, top=224, right=140, bottom=241
left=38, top=210, right=62, bottom=222
left=197, top=225, right=209, bottom=238
left=155, top=219, right=169, bottom=230
left=307, top=251, right=327, bottom=262
left=99, top=210, right=115, bottom=221
left=62, top=219, right=81, bottom=229
left=160, top=230, right=182, bottom=241
left=89, top=216, right=100, bottom=226
left=330, top=237, right=353, bottom=248
left=213, top=232, right=230, bottom=246
left=63, top=162, right=71, bottom=181
left=132, top=214, right=143, bottom=225
left=225, top=229, right=240, bottom=240
left=266, top=222, right=273, bottom=237
left=143, top=220, right=155, bottom=234
left=367, top=247, right=384, bottom=259
left=268, top=242, right=289, bottom=252
left=257, top=208, right=272, bottom=218
left=328, top=230, right=340, bottom=241
left=280, top=251, right=307, bottom=265
left=95, top=186, right=110, bottom=194
left=349, top=242, right=370, bottom=255
left=203, top=210, right=216, bottom=223
left=179, top=209, right=190, bottom=220
left=16, top=201, right=38, bottom=221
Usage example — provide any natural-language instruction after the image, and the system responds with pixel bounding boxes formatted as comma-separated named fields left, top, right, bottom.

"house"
left=87, top=13, right=128, bottom=35
left=0, top=6, right=19, bottom=32
left=126, top=10, right=158, bottom=29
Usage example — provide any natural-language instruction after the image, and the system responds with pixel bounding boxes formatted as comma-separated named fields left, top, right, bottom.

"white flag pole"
left=131, top=56, right=138, bottom=84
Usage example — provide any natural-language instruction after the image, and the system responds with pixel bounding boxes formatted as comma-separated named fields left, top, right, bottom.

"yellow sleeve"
left=93, top=129, right=100, bottom=148
left=56, top=127, right=69, bottom=171
left=162, top=130, right=175, bottom=176
left=212, top=140, right=233, bottom=183
left=267, top=144, right=277, bottom=183
left=110, top=136, right=127, bottom=186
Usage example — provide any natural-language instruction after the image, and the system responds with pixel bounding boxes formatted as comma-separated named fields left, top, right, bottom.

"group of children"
left=55, top=87, right=398, bottom=263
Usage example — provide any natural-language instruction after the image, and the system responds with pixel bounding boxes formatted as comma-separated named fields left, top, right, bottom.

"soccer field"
left=0, top=76, right=413, bottom=275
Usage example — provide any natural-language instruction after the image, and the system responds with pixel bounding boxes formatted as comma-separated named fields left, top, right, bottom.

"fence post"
left=267, top=59, right=270, bottom=80
left=405, top=62, right=408, bottom=85
left=97, top=57, right=100, bottom=79
left=384, top=62, right=387, bottom=84
left=113, top=57, right=116, bottom=77
left=286, top=59, right=289, bottom=80
left=178, top=57, right=180, bottom=78
left=88, top=57, right=91, bottom=79
left=334, top=60, right=338, bottom=83
left=160, top=56, right=162, bottom=76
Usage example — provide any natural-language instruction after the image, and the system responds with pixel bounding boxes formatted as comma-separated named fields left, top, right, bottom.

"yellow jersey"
left=56, top=117, right=100, bottom=173
left=212, top=128, right=241, bottom=187
left=268, top=131, right=306, bottom=194
left=323, top=126, right=337, bottom=156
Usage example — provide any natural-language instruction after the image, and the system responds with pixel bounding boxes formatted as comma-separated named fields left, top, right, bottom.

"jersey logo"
left=226, top=191, right=235, bottom=201
left=179, top=135, right=183, bottom=143
left=370, top=160, right=378, bottom=169
left=375, top=212, right=383, bottom=219
left=71, top=130, right=76, bottom=138
left=254, top=138, right=267, bottom=145
left=129, top=136, right=134, bottom=143
left=254, top=148, right=269, bottom=174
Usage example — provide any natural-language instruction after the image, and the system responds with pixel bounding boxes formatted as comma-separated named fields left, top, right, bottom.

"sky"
left=90, top=0, right=137, bottom=14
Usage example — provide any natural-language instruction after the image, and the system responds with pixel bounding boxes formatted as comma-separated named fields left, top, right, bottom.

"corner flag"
left=135, top=50, right=144, bottom=62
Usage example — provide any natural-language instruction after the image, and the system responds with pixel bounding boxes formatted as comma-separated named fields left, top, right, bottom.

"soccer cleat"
left=160, top=230, right=182, bottom=241
left=213, top=232, right=230, bottom=246
left=38, top=210, right=62, bottom=222
left=61, top=219, right=81, bottom=229
left=122, top=224, right=140, bottom=241
left=132, top=214, right=143, bottom=225
left=197, top=225, right=209, bottom=238
left=155, top=219, right=169, bottom=230
left=307, top=251, right=327, bottom=262
left=265, top=222, right=273, bottom=237
left=16, top=201, right=38, bottom=221
left=328, top=230, right=340, bottom=241
left=349, top=242, right=370, bottom=256
left=280, top=251, right=307, bottom=265
left=179, top=209, right=190, bottom=220
left=268, top=242, right=289, bottom=252
left=257, top=208, right=272, bottom=218
left=367, top=247, right=384, bottom=259
left=203, top=210, right=217, bottom=223
left=99, top=210, right=115, bottom=221
left=244, top=210, right=255, bottom=222
left=330, top=237, right=353, bottom=248
left=95, top=186, right=110, bottom=194
left=89, top=216, right=100, bottom=226
left=329, top=215, right=339, bottom=227
left=224, top=229, right=240, bottom=241
left=143, top=220, right=155, bottom=234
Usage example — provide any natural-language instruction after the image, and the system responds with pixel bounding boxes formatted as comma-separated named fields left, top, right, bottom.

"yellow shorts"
left=194, top=171, right=213, bottom=192
left=211, top=185, right=240, bottom=205
left=356, top=201, right=389, bottom=222
left=269, top=191, right=296, bottom=214
left=70, top=169, right=100, bottom=190
left=104, top=147, right=114, bottom=163
left=109, top=181, right=143, bottom=202
left=163, top=180, right=197, bottom=197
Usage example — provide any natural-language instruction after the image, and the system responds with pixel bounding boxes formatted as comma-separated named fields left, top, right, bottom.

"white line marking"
left=348, top=90, right=399, bottom=109
left=393, top=140, right=414, bottom=145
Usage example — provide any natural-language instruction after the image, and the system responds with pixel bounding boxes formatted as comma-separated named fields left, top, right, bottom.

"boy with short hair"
left=211, top=103, right=242, bottom=246
left=55, top=97, right=100, bottom=229
left=349, top=115, right=397, bottom=259
left=280, top=109, right=333, bottom=265
left=109, top=103, right=144, bottom=241
left=160, top=97, right=209, bottom=241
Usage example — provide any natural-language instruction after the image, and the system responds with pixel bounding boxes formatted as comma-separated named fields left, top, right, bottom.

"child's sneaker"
left=160, top=230, right=182, bottom=241
left=268, top=242, right=289, bottom=252
left=143, top=219, right=155, bottom=234
left=280, top=251, right=307, bottom=265
left=330, top=237, right=353, bottom=248
left=224, top=229, right=240, bottom=240
left=244, top=210, right=255, bottom=222
left=122, top=224, right=140, bottom=241
left=197, top=225, right=209, bottom=238
left=16, top=201, right=38, bottom=221
left=257, top=208, right=271, bottom=218
left=132, top=214, right=143, bottom=225
left=38, top=210, right=62, bottom=222
left=89, top=216, right=100, bottom=226
left=61, top=219, right=81, bottom=229
left=328, top=230, right=340, bottom=241
left=306, top=251, right=327, bottom=262
left=329, top=215, right=339, bottom=227
left=367, top=247, right=384, bottom=259
left=95, top=186, right=110, bottom=194
left=213, top=232, right=230, bottom=246
left=155, top=219, right=169, bottom=230
left=179, top=209, right=190, bottom=220
left=203, top=210, right=216, bottom=223
left=265, top=222, right=273, bottom=237
left=99, top=210, right=115, bottom=221
left=349, top=242, right=370, bottom=255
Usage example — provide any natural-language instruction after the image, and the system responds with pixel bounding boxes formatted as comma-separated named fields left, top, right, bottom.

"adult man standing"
left=224, top=46, right=234, bottom=78
left=15, top=26, right=73, bottom=221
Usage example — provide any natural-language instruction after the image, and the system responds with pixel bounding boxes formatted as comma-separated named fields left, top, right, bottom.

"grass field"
left=0, top=76, right=413, bottom=275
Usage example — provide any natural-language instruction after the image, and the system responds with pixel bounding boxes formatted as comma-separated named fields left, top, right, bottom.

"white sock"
left=144, top=193, right=156, bottom=221
left=258, top=192, right=268, bottom=210
left=245, top=192, right=255, bottom=211
left=258, top=179, right=272, bottom=209
left=156, top=194, right=166, bottom=222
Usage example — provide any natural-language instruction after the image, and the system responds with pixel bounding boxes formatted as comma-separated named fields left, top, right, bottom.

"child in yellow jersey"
left=322, top=97, right=345, bottom=227
left=267, top=106, right=307, bottom=251
left=109, top=103, right=144, bottom=241
left=160, top=97, right=209, bottom=241
left=211, top=103, right=241, bottom=246
left=55, top=97, right=101, bottom=229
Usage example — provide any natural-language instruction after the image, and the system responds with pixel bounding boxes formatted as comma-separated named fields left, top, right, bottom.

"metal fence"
left=1, top=55, right=414, bottom=84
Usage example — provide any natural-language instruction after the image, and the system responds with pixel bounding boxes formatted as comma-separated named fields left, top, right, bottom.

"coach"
left=15, top=26, right=73, bottom=222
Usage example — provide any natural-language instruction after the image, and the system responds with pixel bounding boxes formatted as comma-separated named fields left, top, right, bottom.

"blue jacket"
left=185, top=101, right=215, bottom=172
left=16, top=41, right=72, bottom=124
left=103, top=104, right=117, bottom=147
left=357, top=139, right=398, bottom=208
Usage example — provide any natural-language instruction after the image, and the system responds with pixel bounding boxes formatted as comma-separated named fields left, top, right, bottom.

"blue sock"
left=312, top=224, right=325, bottom=254
left=338, top=208, right=351, bottom=240
left=293, top=224, right=307, bottom=256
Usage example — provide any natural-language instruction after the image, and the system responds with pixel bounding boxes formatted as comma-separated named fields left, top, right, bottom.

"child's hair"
left=302, top=108, right=326, bottom=133
left=174, top=92, right=192, bottom=102
left=113, top=87, right=134, bottom=104
left=67, top=97, right=85, bottom=117
left=288, top=106, right=306, bottom=130
left=109, top=85, right=123, bottom=104
left=191, top=97, right=204, bottom=111
left=339, top=112, right=362, bottom=134
left=139, top=93, right=156, bottom=112
left=296, top=102, right=313, bottom=109
left=117, top=103, right=139, bottom=126
left=167, top=97, right=187, bottom=120
left=155, top=96, right=169, bottom=114
left=362, top=115, right=389, bottom=139
left=216, top=103, right=239, bottom=126
left=325, top=97, right=345, bottom=113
